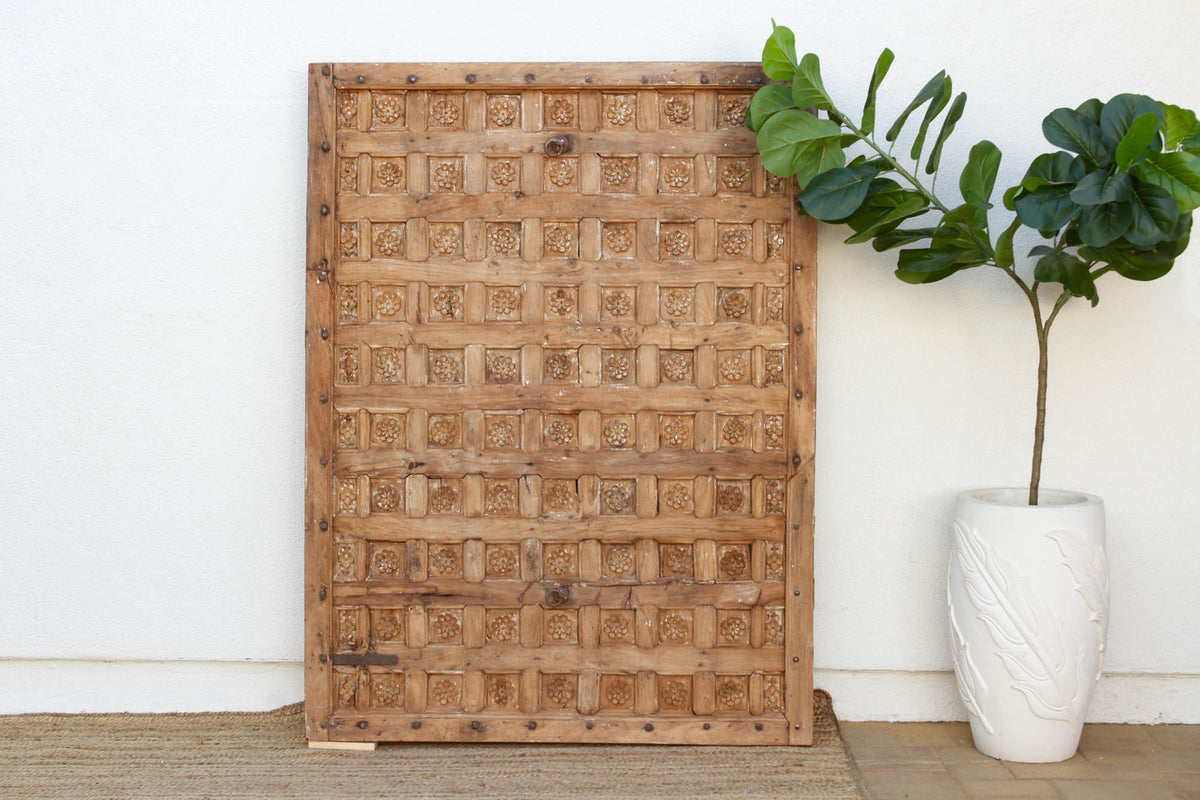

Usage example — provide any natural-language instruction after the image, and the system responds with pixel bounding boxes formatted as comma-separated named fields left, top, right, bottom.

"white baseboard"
left=815, top=668, right=1200, bottom=724
left=0, top=659, right=303, bottom=714
left=2, top=659, right=1197, bottom=723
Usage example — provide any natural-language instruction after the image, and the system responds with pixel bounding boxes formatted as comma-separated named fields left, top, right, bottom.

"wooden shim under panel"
left=305, top=62, right=814, bottom=746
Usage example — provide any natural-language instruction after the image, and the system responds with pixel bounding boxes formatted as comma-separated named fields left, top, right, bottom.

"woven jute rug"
left=0, top=690, right=865, bottom=799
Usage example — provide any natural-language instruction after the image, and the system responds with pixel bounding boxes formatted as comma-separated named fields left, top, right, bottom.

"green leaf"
left=994, top=217, right=1021, bottom=269
left=1132, top=151, right=1200, bottom=212
left=925, top=91, right=967, bottom=174
left=897, top=245, right=971, bottom=272
left=1160, top=212, right=1193, bottom=256
left=1115, top=113, right=1161, bottom=170
left=895, top=265, right=961, bottom=284
left=960, top=140, right=1002, bottom=206
left=1162, top=103, right=1200, bottom=150
left=1124, top=181, right=1179, bottom=247
left=1034, top=251, right=1098, bottom=305
left=1081, top=245, right=1175, bottom=281
left=1020, top=152, right=1087, bottom=191
left=747, top=84, right=795, bottom=132
left=830, top=178, right=911, bottom=225
left=1099, top=94, right=1165, bottom=149
left=757, top=108, right=843, bottom=180
left=1003, top=185, right=1021, bottom=211
left=842, top=190, right=930, bottom=243
left=910, top=76, right=951, bottom=162
left=794, top=140, right=849, bottom=189
left=1078, top=201, right=1133, bottom=247
left=1069, top=169, right=1132, bottom=205
left=936, top=203, right=988, bottom=242
left=873, top=227, right=938, bottom=251
left=885, top=70, right=947, bottom=143
left=762, top=21, right=798, bottom=81
left=861, top=48, right=895, bottom=136
left=1014, top=185, right=1080, bottom=231
left=1042, top=107, right=1111, bottom=167
left=798, top=165, right=879, bottom=221
left=791, top=53, right=835, bottom=111
left=1076, top=98, right=1103, bottom=124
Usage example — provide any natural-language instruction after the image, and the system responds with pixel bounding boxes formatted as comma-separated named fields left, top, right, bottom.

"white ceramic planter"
left=947, top=488, right=1108, bottom=762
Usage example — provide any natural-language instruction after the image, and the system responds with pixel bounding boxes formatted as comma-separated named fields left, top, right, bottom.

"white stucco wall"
left=1, top=0, right=1197, bottom=721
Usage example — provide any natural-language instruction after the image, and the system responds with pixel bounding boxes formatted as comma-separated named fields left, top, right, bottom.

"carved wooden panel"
left=306, top=63, right=816, bottom=746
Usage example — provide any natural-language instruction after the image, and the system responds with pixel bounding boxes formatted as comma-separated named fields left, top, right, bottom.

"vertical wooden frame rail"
left=305, top=62, right=816, bottom=746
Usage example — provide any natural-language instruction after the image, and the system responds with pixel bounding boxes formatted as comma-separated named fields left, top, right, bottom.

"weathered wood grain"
left=332, top=62, right=768, bottom=89
left=306, top=62, right=813, bottom=746
left=304, top=63, right=337, bottom=742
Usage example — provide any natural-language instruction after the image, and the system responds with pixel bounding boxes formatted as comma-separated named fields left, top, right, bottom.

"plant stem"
left=839, top=109, right=1077, bottom=505
left=1028, top=289, right=1072, bottom=505
left=1030, top=310, right=1049, bottom=506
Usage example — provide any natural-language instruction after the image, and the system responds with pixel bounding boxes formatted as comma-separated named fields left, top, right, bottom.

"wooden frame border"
left=305, top=63, right=337, bottom=743
left=786, top=215, right=818, bottom=745
left=305, top=62, right=816, bottom=745
left=331, top=62, right=769, bottom=89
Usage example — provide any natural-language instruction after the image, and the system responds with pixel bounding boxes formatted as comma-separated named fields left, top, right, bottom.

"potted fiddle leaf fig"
left=750, top=22, right=1199, bottom=762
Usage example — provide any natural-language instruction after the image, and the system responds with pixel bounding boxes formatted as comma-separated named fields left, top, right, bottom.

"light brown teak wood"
left=305, top=62, right=816, bottom=746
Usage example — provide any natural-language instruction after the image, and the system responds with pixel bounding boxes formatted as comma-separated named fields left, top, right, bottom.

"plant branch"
left=1044, top=290, right=1072, bottom=333
left=840, top=116, right=952, bottom=215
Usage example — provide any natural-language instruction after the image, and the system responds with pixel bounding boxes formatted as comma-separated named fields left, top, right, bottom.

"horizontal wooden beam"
left=335, top=191, right=784, bottom=222
left=332, top=515, right=785, bottom=542
left=333, top=321, right=787, bottom=349
left=332, top=581, right=786, bottom=610
left=333, top=385, right=788, bottom=413
left=334, top=449, right=784, bottom=479
left=325, top=713, right=787, bottom=745
left=329, top=62, right=767, bottom=89
left=327, top=643, right=784, bottom=674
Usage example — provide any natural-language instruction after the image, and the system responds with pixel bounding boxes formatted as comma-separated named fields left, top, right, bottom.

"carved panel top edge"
left=330, top=62, right=768, bottom=89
